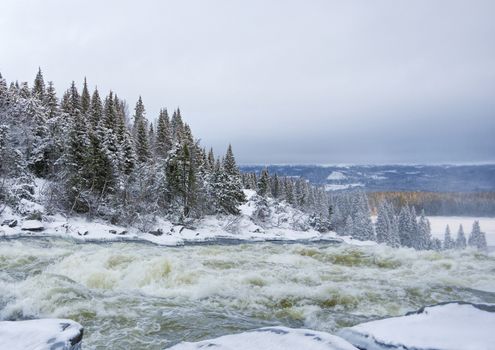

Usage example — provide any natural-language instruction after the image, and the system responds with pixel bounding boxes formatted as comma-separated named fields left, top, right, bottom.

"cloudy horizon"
left=1, top=0, right=494, bottom=164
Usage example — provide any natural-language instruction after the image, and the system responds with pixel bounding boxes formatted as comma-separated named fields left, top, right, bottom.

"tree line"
left=329, top=191, right=488, bottom=251
left=368, top=191, right=495, bottom=217
left=0, top=69, right=248, bottom=227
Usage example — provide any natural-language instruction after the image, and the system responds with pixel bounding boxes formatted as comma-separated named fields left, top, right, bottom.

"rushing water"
left=1, top=237, right=495, bottom=349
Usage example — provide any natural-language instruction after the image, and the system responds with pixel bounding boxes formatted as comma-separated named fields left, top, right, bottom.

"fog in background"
left=1, top=0, right=494, bottom=164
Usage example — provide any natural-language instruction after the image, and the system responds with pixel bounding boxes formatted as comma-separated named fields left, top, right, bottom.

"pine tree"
left=375, top=202, right=390, bottom=244
left=417, top=210, right=432, bottom=250
left=90, top=88, right=103, bottom=128
left=271, top=173, right=280, bottom=198
left=443, top=225, right=455, bottom=250
left=166, top=143, right=196, bottom=217
left=398, top=205, right=415, bottom=247
left=455, top=224, right=467, bottom=249
left=148, top=122, right=155, bottom=157
left=353, top=207, right=374, bottom=241
left=223, top=144, right=239, bottom=176
left=104, top=91, right=117, bottom=130
left=62, top=110, right=90, bottom=212
left=257, top=169, right=271, bottom=197
left=135, top=116, right=150, bottom=163
left=468, top=221, right=488, bottom=251
left=214, top=146, right=246, bottom=214
left=344, top=215, right=354, bottom=236
left=171, top=108, right=184, bottom=141
left=81, top=77, right=91, bottom=115
left=132, top=96, right=146, bottom=134
left=32, top=67, right=45, bottom=100
left=155, top=108, right=172, bottom=159
left=44, top=81, right=58, bottom=119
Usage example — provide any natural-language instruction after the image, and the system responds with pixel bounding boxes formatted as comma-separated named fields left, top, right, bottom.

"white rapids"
left=1, top=237, right=494, bottom=349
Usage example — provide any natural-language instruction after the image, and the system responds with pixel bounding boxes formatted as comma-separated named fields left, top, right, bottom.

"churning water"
left=1, top=237, right=495, bottom=349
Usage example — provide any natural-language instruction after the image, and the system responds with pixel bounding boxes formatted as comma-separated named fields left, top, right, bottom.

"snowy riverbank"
left=1, top=190, right=372, bottom=246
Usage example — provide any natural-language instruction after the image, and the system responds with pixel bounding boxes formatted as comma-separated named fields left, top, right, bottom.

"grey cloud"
left=1, top=0, right=494, bottom=164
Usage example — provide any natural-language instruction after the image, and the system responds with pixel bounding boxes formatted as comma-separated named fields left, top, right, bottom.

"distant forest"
left=368, top=192, right=495, bottom=217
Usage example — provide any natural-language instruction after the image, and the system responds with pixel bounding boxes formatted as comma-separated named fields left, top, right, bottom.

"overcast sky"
left=1, top=0, right=494, bottom=164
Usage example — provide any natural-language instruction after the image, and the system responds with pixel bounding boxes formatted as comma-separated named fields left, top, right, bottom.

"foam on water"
left=1, top=238, right=495, bottom=349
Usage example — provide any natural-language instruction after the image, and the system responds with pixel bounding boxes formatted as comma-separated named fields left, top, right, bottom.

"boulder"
left=21, top=220, right=45, bottom=232
left=149, top=228, right=163, bottom=236
left=338, top=301, right=495, bottom=350
left=1, top=219, right=18, bottom=228
left=168, top=326, right=357, bottom=350
left=0, top=318, right=83, bottom=350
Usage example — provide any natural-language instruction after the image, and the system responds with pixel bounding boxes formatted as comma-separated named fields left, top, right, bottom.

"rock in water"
left=21, top=220, right=45, bottom=232
left=168, top=326, right=357, bottom=350
left=0, top=319, right=83, bottom=350
left=338, top=301, right=495, bottom=350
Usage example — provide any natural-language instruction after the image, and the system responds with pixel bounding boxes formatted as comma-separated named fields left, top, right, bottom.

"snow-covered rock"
left=21, top=220, right=45, bottom=231
left=327, top=171, right=347, bottom=181
left=0, top=319, right=83, bottom=350
left=338, top=301, right=495, bottom=350
left=169, top=326, right=358, bottom=350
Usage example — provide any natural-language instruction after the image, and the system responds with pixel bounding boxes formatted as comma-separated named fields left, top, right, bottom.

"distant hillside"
left=240, top=164, right=495, bottom=192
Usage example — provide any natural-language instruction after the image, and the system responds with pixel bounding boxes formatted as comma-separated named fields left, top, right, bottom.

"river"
left=1, top=237, right=494, bottom=349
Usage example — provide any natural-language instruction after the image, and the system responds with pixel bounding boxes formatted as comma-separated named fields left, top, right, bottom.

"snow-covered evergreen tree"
left=468, top=221, right=488, bottom=251
left=455, top=224, right=467, bottom=249
left=443, top=225, right=455, bottom=250
left=257, top=169, right=271, bottom=197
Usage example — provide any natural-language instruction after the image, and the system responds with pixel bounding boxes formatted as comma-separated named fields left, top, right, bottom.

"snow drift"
left=168, top=326, right=358, bottom=350
left=338, top=301, right=495, bottom=350
left=0, top=318, right=83, bottom=350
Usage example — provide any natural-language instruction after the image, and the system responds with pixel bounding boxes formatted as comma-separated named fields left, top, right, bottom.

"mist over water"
left=1, top=238, right=495, bottom=349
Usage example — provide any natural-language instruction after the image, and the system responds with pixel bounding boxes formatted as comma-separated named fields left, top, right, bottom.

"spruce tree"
left=257, top=169, right=271, bottom=197
left=135, top=116, right=150, bottom=163
left=375, top=202, right=390, bottom=244
left=468, top=221, right=488, bottom=250
left=90, top=88, right=103, bottom=128
left=32, top=67, right=45, bottom=100
left=443, top=225, right=455, bottom=250
left=455, top=224, right=467, bottom=249
left=44, top=81, right=58, bottom=119
left=344, top=215, right=354, bottom=236
left=81, top=77, right=91, bottom=115
left=155, top=108, right=172, bottom=159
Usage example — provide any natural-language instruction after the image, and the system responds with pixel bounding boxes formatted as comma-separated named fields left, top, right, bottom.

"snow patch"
left=0, top=318, right=83, bottom=350
left=327, top=171, right=347, bottom=181
left=339, top=302, right=495, bottom=350
left=325, top=183, right=364, bottom=191
left=169, top=326, right=357, bottom=350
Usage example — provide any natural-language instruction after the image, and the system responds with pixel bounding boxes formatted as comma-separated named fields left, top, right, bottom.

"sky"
left=0, top=0, right=494, bottom=165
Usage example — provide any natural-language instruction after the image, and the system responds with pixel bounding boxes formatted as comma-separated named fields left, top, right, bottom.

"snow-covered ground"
left=169, top=327, right=357, bottom=350
left=339, top=302, right=495, bottom=350
left=0, top=190, right=343, bottom=246
left=0, top=319, right=83, bottom=350
left=428, top=216, right=495, bottom=246
left=325, top=183, right=364, bottom=191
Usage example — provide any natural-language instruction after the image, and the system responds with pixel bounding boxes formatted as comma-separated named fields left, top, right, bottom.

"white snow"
left=21, top=220, right=45, bottom=231
left=169, top=326, right=357, bottom=350
left=0, top=189, right=343, bottom=246
left=0, top=318, right=82, bottom=350
left=369, top=174, right=387, bottom=180
left=339, top=302, right=495, bottom=350
left=325, top=183, right=364, bottom=191
left=327, top=171, right=347, bottom=181
left=427, top=216, right=495, bottom=247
